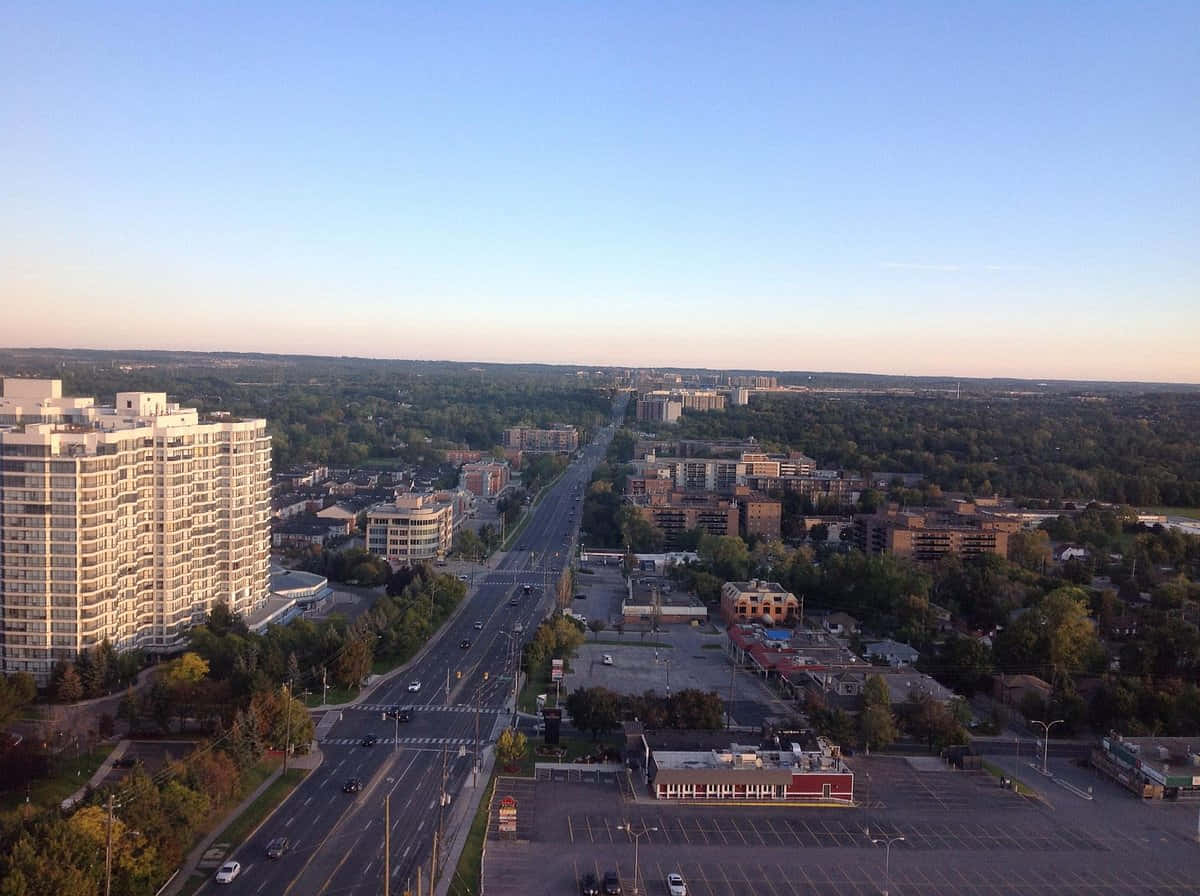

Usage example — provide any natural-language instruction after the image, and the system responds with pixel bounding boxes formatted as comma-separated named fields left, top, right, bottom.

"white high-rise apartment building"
left=0, top=378, right=271, bottom=682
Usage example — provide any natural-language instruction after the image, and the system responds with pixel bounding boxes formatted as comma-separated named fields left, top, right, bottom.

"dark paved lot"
left=484, top=755, right=1200, bottom=896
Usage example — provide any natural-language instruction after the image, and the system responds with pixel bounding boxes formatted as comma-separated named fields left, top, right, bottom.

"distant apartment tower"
left=502, top=425, right=579, bottom=454
left=728, top=375, right=777, bottom=389
left=365, top=493, right=456, bottom=565
left=460, top=460, right=510, bottom=498
left=636, top=396, right=682, bottom=424
left=0, top=378, right=271, bottom=682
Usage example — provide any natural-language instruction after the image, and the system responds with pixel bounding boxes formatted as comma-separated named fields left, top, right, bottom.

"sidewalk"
left=61, top=738, right=132, bottom=810
left=163, top=746, right=324, bottom=896
left=435, top=744, right=497, bottom=896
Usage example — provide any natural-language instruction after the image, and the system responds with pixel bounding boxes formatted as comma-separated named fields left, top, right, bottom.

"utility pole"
left=726, top=649, right=736, bottom=729
left=322, top=667, right=328, bottom=707
left=384, top=793, right=390, bottom=896
left=104, top=794, right=114, bottom=896
left=283, top=680, right=293, bottom=773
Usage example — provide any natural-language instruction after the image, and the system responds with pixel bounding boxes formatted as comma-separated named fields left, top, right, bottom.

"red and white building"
left=649, top=738, right=853, bottom=803
left=460, top=460, right=510, bottom=498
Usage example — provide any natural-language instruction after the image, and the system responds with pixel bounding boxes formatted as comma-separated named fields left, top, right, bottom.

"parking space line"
left=725, top=816, right=749, bottom=846
left=714, top=861, right=736, bottom=895
left=603, top=816, right=613, bottom=843
left=676, top=816, right=691, bottom=845
left=743, top=816, right=768, bottom=847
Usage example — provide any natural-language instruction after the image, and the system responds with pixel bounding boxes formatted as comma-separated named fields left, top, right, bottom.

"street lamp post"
left=1031, top=719, right=1065, bottom=775
left=616, top=821, right=658, bottom=895
left=871, top=834, right=905, bottom=896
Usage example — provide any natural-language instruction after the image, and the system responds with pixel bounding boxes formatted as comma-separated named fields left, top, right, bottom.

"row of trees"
left=47, top=640, right=144, bottom=704
left=808, top=676, right=970, bottom=753
left=564, top=686, right=725, bottom=740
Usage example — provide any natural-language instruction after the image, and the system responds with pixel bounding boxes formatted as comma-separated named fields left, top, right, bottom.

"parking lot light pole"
left=1031, top=719, right=1064, bottom=775
left=871, top=834, right=904, bottom=896
left=616, top=822, right=658, bottom=895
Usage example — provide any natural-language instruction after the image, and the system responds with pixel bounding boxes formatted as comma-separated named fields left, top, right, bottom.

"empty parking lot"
left=484, top=754, right=1200, bottom=896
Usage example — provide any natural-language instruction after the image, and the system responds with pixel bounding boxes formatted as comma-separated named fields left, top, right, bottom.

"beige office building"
left=365, top=493, right=456, bottom=565
left=0, top=379, right=271, bottom=682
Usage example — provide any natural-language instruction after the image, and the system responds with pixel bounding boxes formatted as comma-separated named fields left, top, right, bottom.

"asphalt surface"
left=193, top=405, right=625, bottom=895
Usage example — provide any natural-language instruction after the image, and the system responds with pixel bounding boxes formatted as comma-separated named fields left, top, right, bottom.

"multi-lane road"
left=198, top=405, right=623, bottom=895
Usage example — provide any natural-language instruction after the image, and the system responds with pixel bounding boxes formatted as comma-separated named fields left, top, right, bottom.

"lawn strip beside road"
left=447, top=774, right=496, bottom=896
left=981, top=760, right=1041, bottom=799
left=0, top=745, right=110, bottom=815
left=212, top=767, right=310, bottom=849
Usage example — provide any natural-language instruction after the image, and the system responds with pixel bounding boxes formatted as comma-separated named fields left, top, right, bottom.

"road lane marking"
left=284, top=815, right=295, bottom=827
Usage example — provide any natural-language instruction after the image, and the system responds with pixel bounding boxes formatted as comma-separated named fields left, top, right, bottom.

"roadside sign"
left=551, top=658, right=564, bottom=682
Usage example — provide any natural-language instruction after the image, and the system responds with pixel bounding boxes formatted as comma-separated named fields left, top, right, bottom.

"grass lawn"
left=212, top=767, right=309, bottom=846
left=517, top=665, right=554, bottom=713
left=448, top=775, right=496, bottom=896
left=981, top=760, right=1039, bottom=798
left=304, top=685, right=358, bottom=707
left=0, top=745, right=112, bottom=816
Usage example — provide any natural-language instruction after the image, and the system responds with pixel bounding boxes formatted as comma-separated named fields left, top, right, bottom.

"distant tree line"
left=671, top=392, right=1200, bottom=507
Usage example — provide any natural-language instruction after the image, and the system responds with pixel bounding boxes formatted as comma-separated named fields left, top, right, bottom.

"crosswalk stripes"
left=319, top=735, right=477, bottom=746
left=356, top=703, right=504, bottom=715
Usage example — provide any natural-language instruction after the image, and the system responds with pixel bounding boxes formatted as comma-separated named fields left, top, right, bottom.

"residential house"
left=865, top=639, right=920, bottom=667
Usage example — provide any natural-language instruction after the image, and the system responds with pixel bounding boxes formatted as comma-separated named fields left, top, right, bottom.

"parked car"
left=343, top=778, right=362, bottom=793
left=602, top=654, right=614, bottom=666
left=602, top=871, right=622, bottom=895
left=266, top=837, right=289, bottom=859
left=361, top=734, right=378, bottom=747
left=458, top=574, right=470, bottom=581
left=459, top=639, right=472, bottom=649
left=580, top=871, right=601, bottom=896
left=214, top=861, right=241, bottom=884
left=474, top=620, right=484, bottom=629
left=666, top=872, right=687, bottom=896
left=407, top=681, right=421, bottom=692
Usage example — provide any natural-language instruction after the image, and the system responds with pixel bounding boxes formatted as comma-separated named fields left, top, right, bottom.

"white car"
left=602, top=654, right=614, bottom=666
left=215, top=861, right=241, bottom=884
left=407, top=681, right=421, bottom=692
left=666, top=872, right=687, bottom=896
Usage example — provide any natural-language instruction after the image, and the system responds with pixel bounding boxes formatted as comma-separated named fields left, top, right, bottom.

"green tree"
left=496, top=727, right=528, bottom=769
left=863, top=674, right=891, bottom=710
left=588, top=618, right=607, bottom=640
left=165, top=652, right=210, bottom=686
left=859, top=704, right=898, bottom=751
left=565, top=686, right=621, bottom=740
left=334, top=637, right=375, bottom=688
left=54, top=663, right=84, bottom=704
left=698, top=534, right=751, bottom=581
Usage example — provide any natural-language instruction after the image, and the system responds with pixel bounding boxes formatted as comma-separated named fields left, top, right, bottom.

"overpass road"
left=194, top=401, right=625, bottom=896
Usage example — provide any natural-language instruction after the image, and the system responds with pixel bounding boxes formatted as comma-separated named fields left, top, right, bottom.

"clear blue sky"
left=3, top=2, right=1198, bottom=381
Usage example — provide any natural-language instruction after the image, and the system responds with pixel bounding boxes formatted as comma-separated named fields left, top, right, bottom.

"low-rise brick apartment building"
left=854, top=506, right=1018, bottom=561
left=460, top=460, right=510, bottom=498
left=630, top=491, right=739, bottom=547
left=502, top=424, right=579, bottom=454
